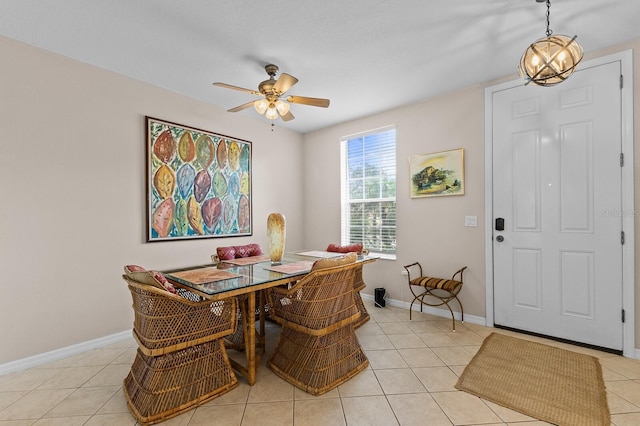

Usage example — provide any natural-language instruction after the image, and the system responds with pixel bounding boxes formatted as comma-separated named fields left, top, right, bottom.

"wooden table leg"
left=228, top=291, right=267, bottom=385
left=245, top=291, right=257, bottom=385
left=228, top=293, right=255, bottom=385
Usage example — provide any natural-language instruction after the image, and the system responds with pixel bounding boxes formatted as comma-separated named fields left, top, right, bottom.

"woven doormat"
left=455, top=332, right=610, bottom=426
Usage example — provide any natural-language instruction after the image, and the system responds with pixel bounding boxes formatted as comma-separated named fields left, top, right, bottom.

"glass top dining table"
left=163, top=250, right=377, bottom=299
left=162, top=250, right=378, bottom=385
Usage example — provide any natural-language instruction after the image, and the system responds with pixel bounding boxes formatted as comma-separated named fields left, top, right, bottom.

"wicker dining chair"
left=122, top=273, right=238, bottom=425
left=266, top=254, right=369, bottom=395
left=403, top=262, right=467, bottom=331
left=326, top=243, right=371, bottom=328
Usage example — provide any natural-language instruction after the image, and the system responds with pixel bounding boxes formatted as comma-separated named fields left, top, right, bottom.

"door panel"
left=560, top=250, right=594, bottom=318
left=492, top=61, right=623, bottom=351
left=512, top=130, right=540, bottom=231
left=560, top=122, right=593, bottom=232
left=512, top=248, right=541, bottom=310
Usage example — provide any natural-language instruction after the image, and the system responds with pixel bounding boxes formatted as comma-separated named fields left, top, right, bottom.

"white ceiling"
left=2, top=0, right=639, bottom=133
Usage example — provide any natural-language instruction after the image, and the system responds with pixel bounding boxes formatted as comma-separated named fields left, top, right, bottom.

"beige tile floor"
left=3, top=300, right=640, bottom=425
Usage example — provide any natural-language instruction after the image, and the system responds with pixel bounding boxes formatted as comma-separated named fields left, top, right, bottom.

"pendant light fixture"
left=519, top=0, right=583, bottom=86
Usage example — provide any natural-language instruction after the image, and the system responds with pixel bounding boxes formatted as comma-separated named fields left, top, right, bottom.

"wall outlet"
left=465, top=215, right=477, bottom=227
left=401, top=270, right=409, bottom=276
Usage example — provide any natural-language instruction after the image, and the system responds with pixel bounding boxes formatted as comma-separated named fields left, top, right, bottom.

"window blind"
left=340, top=126, right=396, bottom=257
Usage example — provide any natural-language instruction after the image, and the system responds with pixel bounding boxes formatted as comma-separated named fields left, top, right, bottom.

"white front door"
left=492, top=60, right=623, bottom=351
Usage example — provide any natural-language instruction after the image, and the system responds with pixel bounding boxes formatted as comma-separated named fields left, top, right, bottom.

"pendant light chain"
left=545, top=0, right=553, bottom=37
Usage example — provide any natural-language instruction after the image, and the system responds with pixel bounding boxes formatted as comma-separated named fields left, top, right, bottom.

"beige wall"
left=303, top=39, right=640, bottom=349
left=0, top=36, right=304, bottom=364
left=2, top=34, right=639, bottom=366
left=303, top=87, right=487, bottom=318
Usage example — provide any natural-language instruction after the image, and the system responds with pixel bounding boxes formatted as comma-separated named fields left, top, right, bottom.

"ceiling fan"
left=213, top=64, right=330, bottom=122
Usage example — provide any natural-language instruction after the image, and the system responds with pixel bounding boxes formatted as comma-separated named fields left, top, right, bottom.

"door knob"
left=496, top=235, right=504, bottom=242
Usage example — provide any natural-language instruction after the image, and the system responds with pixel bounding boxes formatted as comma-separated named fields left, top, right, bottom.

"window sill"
left=370, top=252, right=396, bottom=261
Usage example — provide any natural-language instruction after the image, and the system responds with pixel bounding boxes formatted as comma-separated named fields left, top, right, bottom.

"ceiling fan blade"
left=213, top=82, right=261, bottom=96
left=273, top=73, right=298, bottom=95
left=286, top=95, right=330, bottom=108
left=281, top=110, right=295, bottom=121
left=228, top=101, right=255, bottom=112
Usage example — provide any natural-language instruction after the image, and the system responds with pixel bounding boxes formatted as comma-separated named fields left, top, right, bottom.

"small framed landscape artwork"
left=409, top=148, right=464, bottom=198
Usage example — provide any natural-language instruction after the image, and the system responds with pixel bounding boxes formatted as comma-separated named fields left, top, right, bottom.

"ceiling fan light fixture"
left=265, top=104, right=279, bottom=120
left=254, top=99, right=269, bottom=115
left=275, top=99, right=290, bottom=115
left=519, top=0, right=583, bottom=86
left=214, top=64, right=329, bottom=124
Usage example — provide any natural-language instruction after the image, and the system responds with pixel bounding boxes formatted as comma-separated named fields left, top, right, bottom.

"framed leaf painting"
left=146, top=116, right=252, bottom=241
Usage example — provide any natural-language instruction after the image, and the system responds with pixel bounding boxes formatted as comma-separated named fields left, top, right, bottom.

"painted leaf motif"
left=153, top=198, right=174, bottom=237
left=222, top=196, right=236, bottom=233
left=239, top=144, right=250, bottom=172
left=187, top=196, right=204, bottom=235
left=176, top=163, right=196, bottom=199
left=153, top=164, right=176, bottom=199
left=237, top=194, right=250, bottom=231
left=193, top=170, right=211, bottom=203
left=202, top=197, right=222, bottom=232
left=227, top=172, right=239, bottom=198
left=228, top=141, right=240, bottom=171
left=173, top=198, right=189, bottom=236
left=178, top=132, right=196, bottom=162
left=212, top=170, right=227, bottom=197
left=153, top=129, right=176, bottom=163
left=217, top=140, right=228, bottom=169
left=195, top=135, right=215, bottom=169
left=240, top=172, right=249, bottom=195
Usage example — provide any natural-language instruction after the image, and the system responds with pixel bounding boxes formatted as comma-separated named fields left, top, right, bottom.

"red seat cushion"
left=216, top=246, right=237, bottom=260
left=326, top=243, right=363, bottom=254
left=217, top=244, right=263, bottom=260
left=124, top=265, right=177, bottom=294
left=245, top=243, right=263, bottom=257
left=234, top=245, right=251, bottom=258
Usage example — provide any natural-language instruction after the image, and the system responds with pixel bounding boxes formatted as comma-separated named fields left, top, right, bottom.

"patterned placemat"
left=167, top=267, right=241, bottom=285
left=263, top=261, right=314, bottom=274
left=296, top=250, right=343, bottom=258
left=222, top=255, right=271, bottom=266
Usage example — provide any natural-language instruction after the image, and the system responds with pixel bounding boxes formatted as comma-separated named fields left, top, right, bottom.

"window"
left=340, top=126, right=396, bottom=258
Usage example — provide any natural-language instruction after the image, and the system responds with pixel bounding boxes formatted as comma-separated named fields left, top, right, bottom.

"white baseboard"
left=0, top=330, right=132, bottom=376
left=361, top=293, right=487, bottom=326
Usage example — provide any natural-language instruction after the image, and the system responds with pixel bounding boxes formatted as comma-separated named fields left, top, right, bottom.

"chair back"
left=267, top=261, right=360, bottom=335
left=123, top=275, right=236, bottom=356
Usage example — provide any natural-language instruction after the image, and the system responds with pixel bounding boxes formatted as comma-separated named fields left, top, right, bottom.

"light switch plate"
left=465, top=215, right=477, bottom=227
